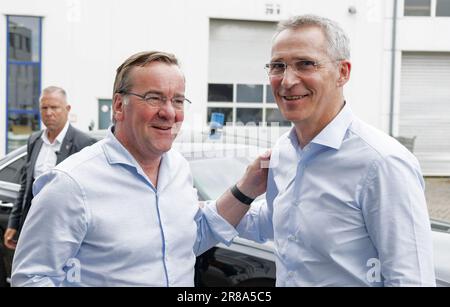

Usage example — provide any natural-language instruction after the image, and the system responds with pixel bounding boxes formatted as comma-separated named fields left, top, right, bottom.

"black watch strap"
left=230, top=184, right=255, bottom=206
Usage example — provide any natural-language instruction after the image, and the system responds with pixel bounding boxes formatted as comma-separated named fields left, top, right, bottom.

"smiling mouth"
left=283, top=94, right=309, bottom=101
left=152, top=126, right=172, bottom=131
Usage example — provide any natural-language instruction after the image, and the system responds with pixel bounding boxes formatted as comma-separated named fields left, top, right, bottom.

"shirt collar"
left=41, top=121, right=70, bottom=145
left=103, top=126, right=169, bottom=172
left=102, top=126, right=143, bottom=168
left=102, top=126, right=174, bottom=191
left=311, top=103, right=354, bottom=150
left=286, top=128, right=302, bottom=159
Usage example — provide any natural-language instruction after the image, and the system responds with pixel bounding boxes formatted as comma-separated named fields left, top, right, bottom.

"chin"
left=158, top=145, right=173, bottom=155
left=156, top=140, right=174, bottom=152
left=279, top=110, right=303, bottom=122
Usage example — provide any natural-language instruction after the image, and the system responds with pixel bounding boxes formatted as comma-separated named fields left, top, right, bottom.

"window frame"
left=6, top=15, right=43, bottom=153
left=207, top=82, right=291, bottom=127
left=402, top=0, right=450, bottom=17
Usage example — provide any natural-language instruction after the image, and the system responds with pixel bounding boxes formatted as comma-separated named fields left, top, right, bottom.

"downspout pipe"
left=389, top=0, right=398, bottom=136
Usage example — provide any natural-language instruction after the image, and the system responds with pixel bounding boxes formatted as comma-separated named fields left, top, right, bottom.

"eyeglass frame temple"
left=117, top=90, right=192, bottom=105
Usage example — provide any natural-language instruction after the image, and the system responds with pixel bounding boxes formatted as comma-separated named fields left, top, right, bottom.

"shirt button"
left=288, top=271, right=294, bottom=278
left=288, top=235, right=297, bottom=242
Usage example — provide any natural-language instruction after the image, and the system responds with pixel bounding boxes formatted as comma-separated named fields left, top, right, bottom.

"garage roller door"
left=400, top=52, right=450, bottom=176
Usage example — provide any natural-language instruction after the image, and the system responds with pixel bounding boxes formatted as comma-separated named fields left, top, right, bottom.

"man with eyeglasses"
left=11, top=51, right=269, bottom=286
left=235, top=15, right=435, bottom=286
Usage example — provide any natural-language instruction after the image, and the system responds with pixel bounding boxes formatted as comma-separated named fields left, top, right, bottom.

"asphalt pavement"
left=425, top=177, right=450, bottom=223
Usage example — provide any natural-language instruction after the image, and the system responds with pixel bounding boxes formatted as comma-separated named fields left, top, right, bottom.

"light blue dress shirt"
left=12, top=129, right=238, bottom=287
left=237, top=104, right=435, bottom=286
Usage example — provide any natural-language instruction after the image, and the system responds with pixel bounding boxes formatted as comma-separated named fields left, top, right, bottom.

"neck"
left=47, top=127, right=63, bottom=144
left=114, top=127, right=162, bottom=187
left=294, top=100, right=345, bottom=148
left=130, top=151, right=162, bottom=188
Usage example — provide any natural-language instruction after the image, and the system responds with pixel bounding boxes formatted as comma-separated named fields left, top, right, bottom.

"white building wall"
left=1, top=0, right=449, bottom=158
left=389, top=1, right=450, bottom=137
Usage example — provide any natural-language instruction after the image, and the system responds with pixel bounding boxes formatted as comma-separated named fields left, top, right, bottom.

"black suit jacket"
left=7, top=124, right=97, bottom=234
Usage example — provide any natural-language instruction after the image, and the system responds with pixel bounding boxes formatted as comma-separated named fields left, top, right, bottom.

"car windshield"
left=190, top=157, right=252, bottom=200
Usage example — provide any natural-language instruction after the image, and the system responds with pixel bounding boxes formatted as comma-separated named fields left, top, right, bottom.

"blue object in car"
left=209, top=112, right=225, bottom=139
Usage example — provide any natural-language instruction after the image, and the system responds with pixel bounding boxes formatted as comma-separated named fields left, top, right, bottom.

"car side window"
left=0, top=156, right=26, bottom=184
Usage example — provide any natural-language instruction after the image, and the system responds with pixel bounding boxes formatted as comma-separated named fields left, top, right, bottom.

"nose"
left=157, top=101, right=177, bottom=120
left=280, top=65, right=301, bottom=89
left=43, top=108, right=54, bottom=116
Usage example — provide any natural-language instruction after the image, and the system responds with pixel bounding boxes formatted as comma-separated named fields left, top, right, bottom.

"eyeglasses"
left=264, top=59, right=339, bottom=77
left=118, top=91, right=192, bottom=111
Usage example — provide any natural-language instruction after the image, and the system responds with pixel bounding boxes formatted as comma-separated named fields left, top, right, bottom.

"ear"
left=65, top=104, right=71, bottom=112
left=112, top=93, right=126, bottom=122
left=336, top=60, right=351, bottom=87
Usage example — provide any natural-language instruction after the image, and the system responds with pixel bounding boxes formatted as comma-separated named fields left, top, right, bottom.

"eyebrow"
left=142, top=90, right=164, bottom=96
left=40, top=105, right=61, bottom=108
left=269, top=57, right=283, bottom=63
left=270, top=57, right=316, bottom=62
left=294, top=57, right=319, bottom=62
left=142, top=90, right=185, bottom=98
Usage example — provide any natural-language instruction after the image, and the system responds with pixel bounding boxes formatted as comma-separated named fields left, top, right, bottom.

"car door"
left=0, top=149, right=26, bottom=286
left=0, top=151, right=26, bottom=233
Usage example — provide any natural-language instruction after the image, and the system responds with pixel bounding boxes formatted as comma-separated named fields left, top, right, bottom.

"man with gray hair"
left=235, top=15, right=435, bottom=286
left=4, top=86, right=96, bottom=249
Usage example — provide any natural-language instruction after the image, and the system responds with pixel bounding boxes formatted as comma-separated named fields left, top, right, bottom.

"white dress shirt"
left=33, top=121, right=70, bottom=178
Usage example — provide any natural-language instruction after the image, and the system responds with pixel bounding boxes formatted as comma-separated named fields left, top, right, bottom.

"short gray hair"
left=40, top=86, right=67, bottom=103
left=275, top=15, right=350, bottom=60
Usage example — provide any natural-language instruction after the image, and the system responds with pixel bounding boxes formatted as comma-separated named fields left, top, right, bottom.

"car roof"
left=88, top=129, right=268, bottom=159
left=0, top=129, right=267, bottom=163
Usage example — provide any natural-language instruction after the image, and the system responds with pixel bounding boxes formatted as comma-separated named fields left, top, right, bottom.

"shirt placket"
left=292, top=144, right=314, bottom=207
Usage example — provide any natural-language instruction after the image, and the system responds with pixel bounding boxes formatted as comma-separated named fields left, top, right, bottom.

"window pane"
left=266, top=108, right=291, bottom=127
left=266, top=85, right=276, bottom=103
left=208, top=84, right=233, bottom=102
left=98, top=99, right=113, bottom=130
left=8, top=16, right=41, bottom=61
left=404, top=0, right=431, bottom=16
left=236, top=84, right=263, bottom=103
left=236, top=108, right=262, bottom=125
left=207, top=107, right=233, bottom=125
left=8, top=64, right=41, bottom=111
left=436, top=0, right=450, bottom=16
left=0, top=157, right=26, bottom=184
left=9, top=33, right=15, bottom=48
left=8, top=112, right=40, bottom=152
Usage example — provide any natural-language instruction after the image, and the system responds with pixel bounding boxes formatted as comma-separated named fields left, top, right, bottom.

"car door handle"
left=0, top=202, right=13, bottom=209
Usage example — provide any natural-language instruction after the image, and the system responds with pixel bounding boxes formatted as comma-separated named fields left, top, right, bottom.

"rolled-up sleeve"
left=235, top=199, right=273, bottom=243
left=193, top=201, right=239, bottom=256
left=11, top=170, right=89, bottom=287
